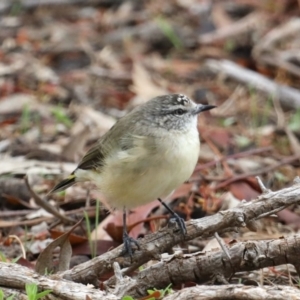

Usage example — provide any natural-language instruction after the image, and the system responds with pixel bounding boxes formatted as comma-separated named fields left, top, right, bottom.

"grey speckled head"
left=136, top=94, right=216, bottom=132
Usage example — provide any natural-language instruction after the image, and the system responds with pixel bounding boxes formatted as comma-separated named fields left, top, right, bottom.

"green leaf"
left=20, top=104, right=30, bottom=133
left=222, top=117, right=236, bottom=127
left=25, top=283, right=38, bottom=300
left=0, top=289, right=4, bottom=300
left=0, top=288, right=15, bottom=300
left=121, top=296, right=135, bottom=300
left=234, top=135, right=251, bottom=148
left=0, top=251, right=7, bottom=262
left=274, top=171, right=288, bottom=183
left=162, top=283, right=172, bottom=296
left=155, top=16, right=183, bottom=50
left=289, top=108, right=300, bottom=132
left=36, top=290, right=52, bottom=299
left=51, top=106, right=73, bottom=128
left=11, top=255, right=22, bottom=263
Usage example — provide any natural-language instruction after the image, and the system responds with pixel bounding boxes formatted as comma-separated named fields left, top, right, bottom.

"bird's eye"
left=174, top=109, right=185, bottom=115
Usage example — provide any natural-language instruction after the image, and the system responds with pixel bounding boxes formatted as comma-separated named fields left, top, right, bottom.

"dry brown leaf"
left=129, top=62, right=167, bottom=107
left=35, top=219, right=83, bottom=274
left=229, top=181, right=260, bottom=201
left=50, top=229, right=88, bottom=246
left=70, top=104, right=116, bottom=139
left=62, top=125, right=91, bottom=161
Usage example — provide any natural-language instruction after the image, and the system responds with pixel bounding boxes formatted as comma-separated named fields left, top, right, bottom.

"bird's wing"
left=75, top=107, right=149, bottom=171
left=76, top=142, right=106, bottom=171
left=76, top=117, right=134, bottom=171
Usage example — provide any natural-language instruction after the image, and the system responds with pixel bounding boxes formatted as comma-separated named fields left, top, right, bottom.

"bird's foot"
left=169, top=213, right=187, bottom=235
left=121, top=231, right=140, bottom=257
left=157, top=198, right=187, bottom=235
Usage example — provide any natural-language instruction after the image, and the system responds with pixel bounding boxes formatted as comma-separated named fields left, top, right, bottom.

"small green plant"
left=25, top=283, right=52, bottom=300
left=248, top=86, right=259, bottom=129
left=122, top=296, right=134, bottom=300
left=234, top=135, right=251, bottom=148
left=261, top=94, right=273, bottom=127
left=155, top=17, right=183, bottom=50
left=94, top=199, right=100, bottom=256
left=0, top=251, right=8, bottom=262
left=84, top=199, right=100, bottom=258
left=138, top=265, right=144, bottom=271
left=274, top=171, right=288, bottom=183
left=9, top=1, right=23, bottom=16
left=51, top=105, right=73, bottom=128
left=20, top=104, right=31, bottom=133
left=221, top=116, right=236, bottom=127
left=289, top=108, right=300, bottom=132
left=0, top=289, right=15, bottom=300
left=147, top=283, right=173, bottom=299
left=43, top=267, right=54, bottom=276
left=11, top=255, right=22, bottom=263
left=57, top=190, right=66, bottom=197
left=224, top=40, right=235, bottom=52
left=122, top=284, right=173, bottom=300
left=0, top=251, right=22, bottom=264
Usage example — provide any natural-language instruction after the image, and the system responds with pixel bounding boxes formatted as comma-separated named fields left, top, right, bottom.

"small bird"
left=49, top=94, right=215, bottom=256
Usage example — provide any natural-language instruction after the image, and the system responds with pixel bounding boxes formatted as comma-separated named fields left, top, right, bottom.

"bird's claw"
left=121, top=231, right=140, bottom=257
left=169, top=213, right=187, bottom=235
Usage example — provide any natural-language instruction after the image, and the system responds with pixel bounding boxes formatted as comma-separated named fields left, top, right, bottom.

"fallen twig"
left=214, top=153, right=300, bottom=189
left=195, top=146, right=273, bottom=171
left=25, top=176, right=75, bottom=224
left=205, top=59, right=300, bottom=109
left=0, top=262, right=118, bottom=300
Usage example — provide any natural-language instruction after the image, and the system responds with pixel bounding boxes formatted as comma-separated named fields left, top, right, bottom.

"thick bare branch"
left=0, top=263, right=118, bottom=300
left=60, top=178, right=300, bottom=285
left=163, top=285, right=300, bottom=300
left=125, top=234, right=300, bottom=298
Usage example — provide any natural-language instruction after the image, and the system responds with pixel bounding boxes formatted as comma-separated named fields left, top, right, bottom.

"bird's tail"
left=49, top=174, right=76, bottom=194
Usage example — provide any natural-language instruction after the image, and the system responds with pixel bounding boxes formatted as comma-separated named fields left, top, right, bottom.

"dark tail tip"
left=48, top=175, right=76, bottom=194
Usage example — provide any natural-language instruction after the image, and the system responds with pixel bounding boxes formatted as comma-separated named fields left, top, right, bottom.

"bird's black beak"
left=193, top=104, right=216, bottom=115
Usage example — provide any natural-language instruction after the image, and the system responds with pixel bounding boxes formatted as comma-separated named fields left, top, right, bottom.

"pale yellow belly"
left=76, top=132, right=200, bottom=209
left=102, top=160, right=194, bottom=209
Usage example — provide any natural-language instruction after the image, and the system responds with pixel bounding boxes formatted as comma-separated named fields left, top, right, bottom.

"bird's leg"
left=121, top=207, right=140, bottom=257
left=157, top=198, right=187, bottom=234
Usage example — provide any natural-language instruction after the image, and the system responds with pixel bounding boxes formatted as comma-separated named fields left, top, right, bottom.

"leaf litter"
left=1, top=0, right=300, bottom=296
